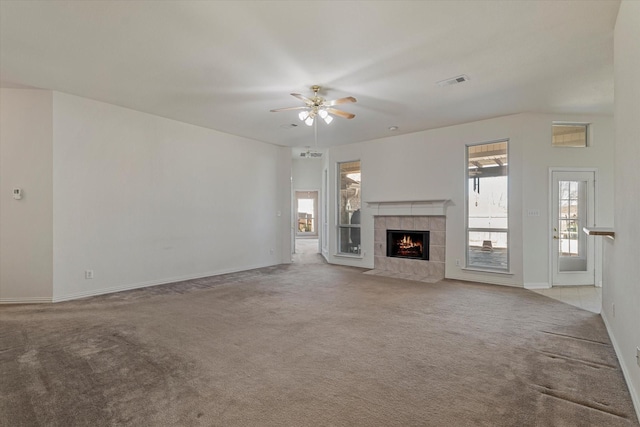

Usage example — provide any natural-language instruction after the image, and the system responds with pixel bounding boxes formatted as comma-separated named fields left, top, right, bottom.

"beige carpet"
left=1, top=261, right=638, bottom=426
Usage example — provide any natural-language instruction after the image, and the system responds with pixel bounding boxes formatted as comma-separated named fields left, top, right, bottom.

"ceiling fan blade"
left=270, top=106, right=309, bottom=112
left=324, top=96, right=357, bottom=107
left=291, top=93, right=313, bottom=104
left=326, top=108, right=355, bottom=119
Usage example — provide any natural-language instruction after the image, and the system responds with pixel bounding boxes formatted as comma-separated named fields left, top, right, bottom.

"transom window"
left=552, top=123, right=588, bottom=147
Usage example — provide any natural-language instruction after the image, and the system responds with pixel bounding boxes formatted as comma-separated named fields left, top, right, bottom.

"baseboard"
left=0, top=296, right=53, bottom=304
left=601, top=312, right=640, bottom=423
left=445, top=272, right=520, bottom=288
left=524, top=282, right=551, bottom=290
left=49, top=262, right=281, bottom=303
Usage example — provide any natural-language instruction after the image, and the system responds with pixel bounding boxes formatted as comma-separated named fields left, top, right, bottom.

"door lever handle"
left=553, top=236, right=559, bottom=239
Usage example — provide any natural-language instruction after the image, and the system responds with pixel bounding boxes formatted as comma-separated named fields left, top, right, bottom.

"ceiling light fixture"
left=271, top=85, right=356, bottom=127
left=305, top=115, right=314, bottom=126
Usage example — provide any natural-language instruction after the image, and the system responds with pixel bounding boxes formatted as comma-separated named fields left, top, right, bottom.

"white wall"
left=1, top=89, right=291, bottom=302
left=0, top=89, right=53, bottom=302
left=602, top=0, right=640, bottom=418
left=326, top=113, right=613, bottom=288
left=51, top=92, right=291, bottom=300
left=521, top=114, right=614, bottom=288
left=292, top=158, right=322, bottom=191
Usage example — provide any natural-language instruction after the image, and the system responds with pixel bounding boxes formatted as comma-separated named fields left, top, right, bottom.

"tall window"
left=338, top=161, right=361, bottom=255
left=466, top=141, right=508, bottom=271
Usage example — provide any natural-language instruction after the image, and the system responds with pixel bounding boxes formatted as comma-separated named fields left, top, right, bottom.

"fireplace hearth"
left=387, top=230, right=430, bottom=260
left=371, top=214, right=445, bottom=283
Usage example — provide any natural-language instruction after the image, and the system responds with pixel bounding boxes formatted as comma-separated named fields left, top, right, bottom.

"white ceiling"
left=0, top=1, right=620, bottom=149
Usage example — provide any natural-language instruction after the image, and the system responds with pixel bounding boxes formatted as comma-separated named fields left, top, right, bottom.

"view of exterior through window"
left=338, top=161, right=361, bottom=255
left=558, top=180, right=584, bottom=257
left=295, top=191, right=318, bottom=236
left=552, top=123, right=588, bottom=147
left=297, top=199, right=314, bottom=233
left=467, top=141, right=508, bottom=270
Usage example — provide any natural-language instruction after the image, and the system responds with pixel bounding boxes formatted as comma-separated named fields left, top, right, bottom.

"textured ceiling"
left=0, top=1, right=620, bottom=149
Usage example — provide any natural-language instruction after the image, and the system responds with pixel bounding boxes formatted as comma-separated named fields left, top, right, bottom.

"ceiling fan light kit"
left=271, top=85, right=356, bottom=126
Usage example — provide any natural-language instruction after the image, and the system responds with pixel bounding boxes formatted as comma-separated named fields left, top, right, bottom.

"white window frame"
left=552, top=122, right=589, bottom=148
left=336, top=160, right=361, bottom=256
left=465, top=139, right=510, bottom=272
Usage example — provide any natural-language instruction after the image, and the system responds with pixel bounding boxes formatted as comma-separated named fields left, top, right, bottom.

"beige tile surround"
left=366, top=215, right=446, bottom=283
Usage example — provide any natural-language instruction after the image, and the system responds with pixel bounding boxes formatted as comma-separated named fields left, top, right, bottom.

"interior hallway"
left=293, top=238, right=323, bottom=265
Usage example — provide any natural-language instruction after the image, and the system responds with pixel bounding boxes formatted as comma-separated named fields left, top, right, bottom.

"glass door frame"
left=549, top=168, right=596, bottom=286
left=295, top=190, right=319, bottom=237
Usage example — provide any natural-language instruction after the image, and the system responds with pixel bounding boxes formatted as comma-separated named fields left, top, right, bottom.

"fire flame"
left=397, top=235, right=422, bottom=251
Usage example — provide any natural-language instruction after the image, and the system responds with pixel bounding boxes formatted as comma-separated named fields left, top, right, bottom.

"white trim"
left=333, top=253, right=363, bottom=260
left=461, top=268, right=514, bottom=276
left=548, top=167, right=598, bottom=287
left=0, top=296, right=53, bottom=304
left=446, top=273, right=520, bottom=287
left=41, top=262, right=278, bottom=303
left=366, top=199, right=450, bottom=216
left=465, top=139, right=510, bottom=272
left=601, top=313, right=640, bottom=424
left=524, top=282, right=551, bottom=290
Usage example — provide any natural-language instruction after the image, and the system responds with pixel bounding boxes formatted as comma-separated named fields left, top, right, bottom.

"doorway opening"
left=295, top=191, right=318, bottom=238
left=550, top=170, right=596, bottom=286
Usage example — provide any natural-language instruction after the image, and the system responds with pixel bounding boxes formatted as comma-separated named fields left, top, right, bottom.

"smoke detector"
left=436, top=74, right=470, bottom=87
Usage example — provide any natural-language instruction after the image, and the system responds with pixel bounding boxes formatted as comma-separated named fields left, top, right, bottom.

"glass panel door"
left=551, top=171, right=595, bottom=285
left=558, top=180, right=586, bottom=268
left=295, top=191, right=318, bottom=237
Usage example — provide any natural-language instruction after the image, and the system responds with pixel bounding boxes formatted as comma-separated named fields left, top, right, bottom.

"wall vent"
left=300, top=151, right=322, bottom=158
left=436, top=74, right=470, bottom=87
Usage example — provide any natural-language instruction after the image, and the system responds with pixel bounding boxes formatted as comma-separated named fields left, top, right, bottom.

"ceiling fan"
left=270, top=85, right=356, bottom=126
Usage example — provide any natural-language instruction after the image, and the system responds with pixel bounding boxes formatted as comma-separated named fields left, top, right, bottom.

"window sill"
left=334, top=253, right=363, bottom=259
left=461, top=267, right=514, bottom=276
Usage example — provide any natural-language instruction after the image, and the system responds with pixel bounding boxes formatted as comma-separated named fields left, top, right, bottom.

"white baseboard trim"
left=51, top=262, right=279, bottom=303
left=524, top=282, right=551, bottom=290
left=601, top=312, right=640, bottom=424
left=0, top=296, right=53, bottom=304
left=0, top=263, right=280, bottom=305
left=445, top=273, right=520, bottom=288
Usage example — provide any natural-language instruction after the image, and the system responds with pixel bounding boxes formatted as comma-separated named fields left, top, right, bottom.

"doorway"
left=550, top=170, right=595, bottom=286
left=295, top=191, right=318, bottom=238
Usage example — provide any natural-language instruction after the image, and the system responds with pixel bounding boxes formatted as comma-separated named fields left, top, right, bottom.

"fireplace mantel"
left=366, top=199, right=450, bottom=216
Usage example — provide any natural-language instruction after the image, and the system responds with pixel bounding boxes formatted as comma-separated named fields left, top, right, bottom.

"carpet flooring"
left=1, top=260, right=638, bottom=426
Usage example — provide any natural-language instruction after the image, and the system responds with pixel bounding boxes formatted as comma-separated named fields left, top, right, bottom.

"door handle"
left=553, top=236, right=559, bottom=239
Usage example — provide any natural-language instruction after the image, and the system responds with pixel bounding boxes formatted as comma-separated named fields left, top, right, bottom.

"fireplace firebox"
left=387, top=230, right=430, bottom=260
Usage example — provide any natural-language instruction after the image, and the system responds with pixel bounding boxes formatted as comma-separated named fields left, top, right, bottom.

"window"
left=552, top=123, right=588, bottom=147
left=466, top=141, right=508, bottom=271
left=337, top=161, right=361, bottom=255
left=295, top=191, right=318, bottom=236
left=558, top=180, right=585, bottom=258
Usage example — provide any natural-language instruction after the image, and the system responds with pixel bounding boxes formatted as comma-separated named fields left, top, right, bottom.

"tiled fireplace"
left=365, top=200, right=448, bottom=283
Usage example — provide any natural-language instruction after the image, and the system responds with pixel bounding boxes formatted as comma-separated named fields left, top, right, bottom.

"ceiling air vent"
left=300, top=150, right=322, bottom=158
left=436, top=74, right=470, bottom=87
